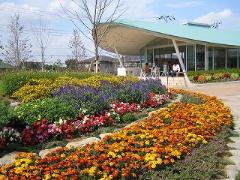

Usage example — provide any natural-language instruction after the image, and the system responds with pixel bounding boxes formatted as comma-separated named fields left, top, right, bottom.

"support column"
left=205, top=45, right=208, bottom=71
left=225, top=49, right=228, bottom=69
left=186, top=45, right=188, bottom=71
left=194, top=44, right=197, bottom=71
left=172, top=39, right=192, bottom=87
left=153, top=48, right=155, bottom=65
left=114, top=47, right=123, bottom=67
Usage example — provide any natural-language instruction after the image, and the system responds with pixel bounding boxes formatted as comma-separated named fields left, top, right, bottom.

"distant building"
left=81, top=56, right=119, bottom=74
left=123, top=56, right=141, bottom=67
left=0, top=60, right=14, bottom=71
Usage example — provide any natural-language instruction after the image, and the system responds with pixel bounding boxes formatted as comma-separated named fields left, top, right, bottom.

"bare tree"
left=69, top=29, right=87, bottom=63
left=2, top=14, right=32, bottom=69
left=58, top=0, right=123, bottom=73
left=32, top=19, right=50, bottom=71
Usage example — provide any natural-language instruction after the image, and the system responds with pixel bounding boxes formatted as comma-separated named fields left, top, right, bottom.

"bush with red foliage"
left=0, top=137, right=6, bottom=150
left=21, top=127, right=37, bottom=145
left=223, top=72, right=231, bottom=79
left=60, top=121, right=76, bottom=139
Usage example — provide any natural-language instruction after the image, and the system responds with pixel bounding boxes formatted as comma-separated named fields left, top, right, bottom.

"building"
left=81, top=55, right=119, bottom=74
left=97, top=19, right=240, bottom=74
left=0, top=60, right=14, bottom=72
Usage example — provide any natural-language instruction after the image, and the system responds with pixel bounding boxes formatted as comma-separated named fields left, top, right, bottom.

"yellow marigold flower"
left=202, top=140, right=208, bottom=144
left=108, top=151, right=116, bottom=158
left=109, top=162, right=114, bottom=167
left=145, top=140, right=150, bottom=145
left=88, top=166, right=97, bottom=176
left=14, top=167, right=24, bottom=174
left=156, top=158, right=163, bottom=165
left=140, top=134, right=146, bottom=139
left=151, top=163, right=157, bottom=169
left=43, top=174, right=51, bottom=180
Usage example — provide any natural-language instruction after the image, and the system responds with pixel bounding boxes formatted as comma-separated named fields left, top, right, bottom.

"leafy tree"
left=65, top=58, right=79, bottom=70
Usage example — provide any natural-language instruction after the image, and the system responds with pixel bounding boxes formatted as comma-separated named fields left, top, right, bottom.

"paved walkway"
left=187, top=81, right=240, bottom=180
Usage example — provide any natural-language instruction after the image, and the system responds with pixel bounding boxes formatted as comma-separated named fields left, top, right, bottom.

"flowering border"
left=0, top=90, right=232, bottom=179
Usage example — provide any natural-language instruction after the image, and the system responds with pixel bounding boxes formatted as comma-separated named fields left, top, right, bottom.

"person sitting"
left=143, top=63, right=150, bottom=76
left=171, top=63, right=180, bottom=77
left=151, top=64, right=160, bottom=78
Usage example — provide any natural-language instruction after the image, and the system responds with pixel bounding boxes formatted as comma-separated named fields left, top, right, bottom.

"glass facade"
left=214, top=48, right=226, bottom=69
left=144, top=44, right=240, bottom=72
left=147, top=49, right=153, bottom=64
left=208, top=47, right=214, bottom=70
left=187, top=45, right=195, bottom=71
left=196, top=45, right=205, bottom=70
left=227, top=49, right=238, bottom=68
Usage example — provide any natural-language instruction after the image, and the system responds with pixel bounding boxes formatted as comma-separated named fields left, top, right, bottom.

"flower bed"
left=188, top=69, right=240, bottom=83
left=0, top=79, right=169, bottom=151
left=13, top=75, right=138, bottom=103
left=0, top=90, right=232, bottom=179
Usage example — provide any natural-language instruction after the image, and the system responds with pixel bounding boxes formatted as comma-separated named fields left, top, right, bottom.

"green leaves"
left=15, top=98, right=78, bottom=124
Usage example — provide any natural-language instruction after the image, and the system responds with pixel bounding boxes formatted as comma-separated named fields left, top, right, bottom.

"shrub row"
left=188, top=69, right=240, bottom=83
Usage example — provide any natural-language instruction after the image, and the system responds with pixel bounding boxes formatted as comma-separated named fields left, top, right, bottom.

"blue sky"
left=0, top=0, right=240, bottom=63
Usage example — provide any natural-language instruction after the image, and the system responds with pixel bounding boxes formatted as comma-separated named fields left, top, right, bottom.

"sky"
left=0, top=0, right=240, bottom=64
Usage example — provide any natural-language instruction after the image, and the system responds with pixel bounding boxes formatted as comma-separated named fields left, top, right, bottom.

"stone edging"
left=225, top=113, right=240, bottom=180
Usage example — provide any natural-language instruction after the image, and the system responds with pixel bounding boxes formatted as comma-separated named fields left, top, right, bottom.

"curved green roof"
left=111, top=19, right=240, bottom=47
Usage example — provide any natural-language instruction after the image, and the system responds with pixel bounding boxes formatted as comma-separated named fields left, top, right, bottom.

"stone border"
left=225, top=113, right=240, bottom=180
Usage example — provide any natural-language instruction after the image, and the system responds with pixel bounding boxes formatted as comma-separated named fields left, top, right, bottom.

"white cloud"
left=166, top=1, right=203, bottom=9
left=194, top=9, right=233, bottom=24
left=194, top=9, right=240, bottom=30
left=121, top=0, right=156, bottom=20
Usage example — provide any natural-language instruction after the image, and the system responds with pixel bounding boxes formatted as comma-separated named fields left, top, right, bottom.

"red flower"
left=0, top=137, right=6, bottom=150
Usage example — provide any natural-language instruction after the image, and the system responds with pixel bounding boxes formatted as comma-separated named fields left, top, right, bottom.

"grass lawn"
left=0, top=79, right=3, bottom=96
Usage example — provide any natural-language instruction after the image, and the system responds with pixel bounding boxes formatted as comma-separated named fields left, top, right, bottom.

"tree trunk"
left=95, top=45, right=99, bottom=73
left=41, top=47, right=44, bottom=71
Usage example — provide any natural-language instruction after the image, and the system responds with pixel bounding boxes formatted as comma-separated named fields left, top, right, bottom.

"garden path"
left=187, top=81, right=240, bottom=180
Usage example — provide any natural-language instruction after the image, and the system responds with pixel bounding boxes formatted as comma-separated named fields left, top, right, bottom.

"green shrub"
left=0, top=98, right=16, bottom=126
left=15, top=97, right=78, bottom=124
left=1, top=71, right=94, bottom=96
left=120, top=113, right=137, bottom=123
left=188, top=68, right=240, bottom=83
left=117, top=89, right=143, bottom=104
left=180, top=94, right=204, bottom=104
left=212, top=73, right=224, bottom=80
left=230, top=73, right=239, bottom=80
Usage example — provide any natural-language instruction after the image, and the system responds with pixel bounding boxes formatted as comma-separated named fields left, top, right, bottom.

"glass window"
left=147, top=49, right=153, bottom=64
left=140, top=49, right=146, bottom=68
left=214, top=48, right=225, bottom=69
left=227, top=49, right=238, bottom=68
left=187, top=45, right=195, bottom=71
left=196, top=45, right=205, bottom=70
left=208, top=47, right=214, bottom=70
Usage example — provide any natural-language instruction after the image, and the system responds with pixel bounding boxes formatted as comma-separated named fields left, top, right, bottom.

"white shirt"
left=173, top=64, right=180, bottom=72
